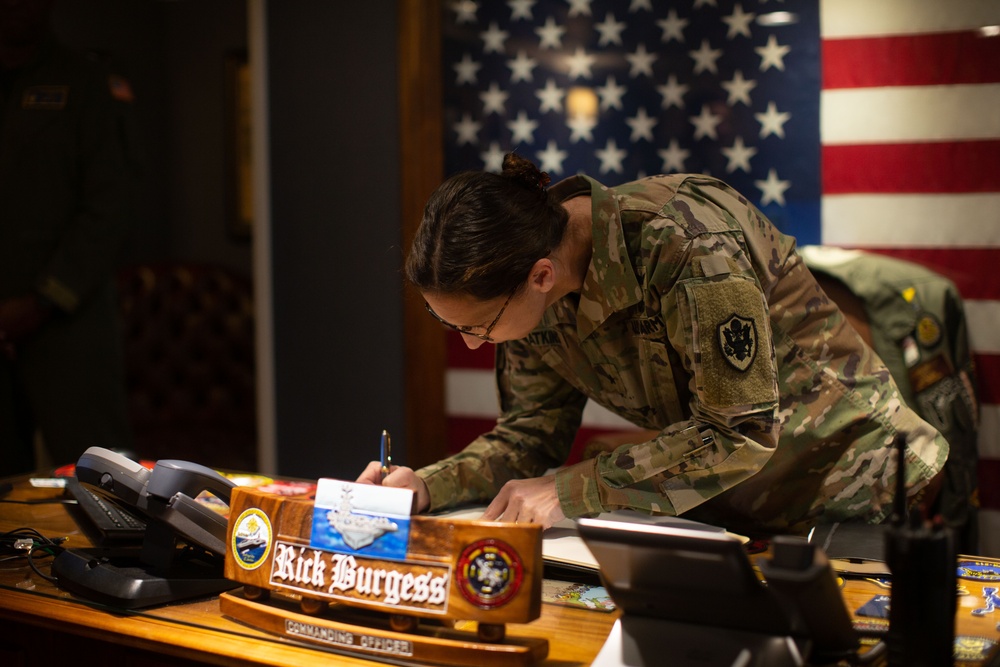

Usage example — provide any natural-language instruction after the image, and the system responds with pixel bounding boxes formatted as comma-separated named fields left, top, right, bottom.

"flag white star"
left=626, top=107, right=658, bottom=142
left=567, top=114, right=597, bottom=143
left=598, top=75, right=627, bottom=111
left=481, top=141, right=505, bottom=172
left=755, top=101, right=791, bottom=138
left=452, top=0, right=477, bottom=24
left=722, top=4, right=755, bottom=39
left=453, top=54, right=481, bottom=85
left=481, top=22, right=509, bottom=54
left=721, top=136, right=757, bottom=173
left=625, top=43, right=657, bottom=78
left=658, top=139, right=690, bottom=172
left=566, top=47, right=596, bottom=79
left=507, top=0, right=533, bottom=21
left=535, top=17, right=566, bottom=49
left=454, top=113, right=481, bottom=145
left=755, top=168, right=791, bottom=206
left=480, top=82, right=509, bottom=115
left=721, top=70, right=756, bottom=106
left=537, top=140, right=569, bottom=174
left=755, top=34, right=791, bottom=72
left=630, top=0, right=653, bottom=11
left=536, top=79, right=564, bottom=113
left=657, top=9, right=688, bottom=43
left=689, top=39, right=723, bottom=75
left=656, top=74, right=689, bottom=109
left=595, top=138, right=627, bottom=174
left=507, top=51, right=537, bottom=83
left=507, top=111, right=539, bottom=144
left=693, top=0, right=717, bottom=8
left=690, top=105, right=722, bottom=140
left=596, top=14, right=627, bottom=46
left=567, top=0, right=592, bottom=17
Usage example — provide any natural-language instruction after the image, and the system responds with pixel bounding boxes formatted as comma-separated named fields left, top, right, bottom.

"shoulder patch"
left=683, top=276, right=776, bottom=409
left=718, top=314, right=757, bottom=372
left=915, top=312, right=942, bottom=349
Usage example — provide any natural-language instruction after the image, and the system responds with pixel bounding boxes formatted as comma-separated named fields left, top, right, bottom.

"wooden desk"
left=2, top=475, right=999, bottom=666
left=0, top=475, right=610, bottom=666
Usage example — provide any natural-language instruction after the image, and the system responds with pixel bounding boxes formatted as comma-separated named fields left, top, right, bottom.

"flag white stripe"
left=821, top=85, right=1000, bottom=145
left=981, top=511, right=1000, bottom=557
left=966, top=301, right=1000, bottom=354
left=821, top=193, right=1000, bottom=247
left=446, top=368, right=498, bottom=418
left=820, top=0, right=1000, bottom=39
left=980, top=405, right=1000, bottom=460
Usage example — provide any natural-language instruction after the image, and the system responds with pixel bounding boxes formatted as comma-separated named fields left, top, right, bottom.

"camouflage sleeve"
left=556, top=265, right=781, bottom=519
left=417, top=337, right=588, bottom=512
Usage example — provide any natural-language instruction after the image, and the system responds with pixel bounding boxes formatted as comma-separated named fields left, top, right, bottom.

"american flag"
left=439, top=0, right=1000, bottom=554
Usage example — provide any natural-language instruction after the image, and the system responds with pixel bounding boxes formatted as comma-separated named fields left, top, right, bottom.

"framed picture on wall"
left=225, top=50, right=253, bottom=240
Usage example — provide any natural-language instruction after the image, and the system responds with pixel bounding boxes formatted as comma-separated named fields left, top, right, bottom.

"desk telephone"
left=53, top=447, right=238, bottom=607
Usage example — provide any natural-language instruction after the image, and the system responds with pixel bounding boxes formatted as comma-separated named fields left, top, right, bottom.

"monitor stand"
left=592, top=616, right=805, bottom=667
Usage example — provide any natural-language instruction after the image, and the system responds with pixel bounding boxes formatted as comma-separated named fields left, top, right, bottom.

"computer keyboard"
left=65, top=477, right=146, bottom=545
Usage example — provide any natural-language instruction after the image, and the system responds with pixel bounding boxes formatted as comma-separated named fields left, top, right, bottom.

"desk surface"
left=2, top=475, right=999, bottom=666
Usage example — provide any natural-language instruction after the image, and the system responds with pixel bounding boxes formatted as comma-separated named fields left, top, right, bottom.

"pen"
left=380, top=429, right=391, bottom=483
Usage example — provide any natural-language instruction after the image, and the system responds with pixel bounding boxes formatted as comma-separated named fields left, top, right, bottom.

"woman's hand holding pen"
left=481, top=474, right=565, bottom=530
left=356, top=461, right=431, bottom=513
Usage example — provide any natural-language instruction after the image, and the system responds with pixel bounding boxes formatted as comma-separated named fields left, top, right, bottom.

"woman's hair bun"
left=501, top=152, right=551, bottom=192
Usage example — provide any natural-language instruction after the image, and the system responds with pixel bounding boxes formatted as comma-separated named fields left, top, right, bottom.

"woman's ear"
left=529, top=258, right=556, bottom=294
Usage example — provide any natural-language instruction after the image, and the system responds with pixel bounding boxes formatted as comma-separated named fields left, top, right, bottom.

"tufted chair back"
left=117, top=263, right=257, bottom=472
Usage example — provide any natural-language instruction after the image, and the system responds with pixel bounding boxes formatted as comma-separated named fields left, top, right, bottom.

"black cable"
left=0, top=527, right=66, bottom=583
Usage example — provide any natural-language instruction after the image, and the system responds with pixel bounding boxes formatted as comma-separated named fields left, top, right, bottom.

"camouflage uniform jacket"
left=417, top=174, right=949, bottom=533
left=801, top=246, right=978, bottom=548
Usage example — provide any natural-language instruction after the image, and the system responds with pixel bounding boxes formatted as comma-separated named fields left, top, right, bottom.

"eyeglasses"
left=424, top=289, right=516, bottom=343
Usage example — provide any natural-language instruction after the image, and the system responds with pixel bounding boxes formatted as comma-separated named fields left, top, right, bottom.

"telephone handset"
left=55, top=447, right=239, bottom=608
left=74, top=446, right=236, bottom=556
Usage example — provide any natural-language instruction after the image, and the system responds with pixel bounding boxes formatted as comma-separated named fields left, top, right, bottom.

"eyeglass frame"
left=424, top=287, right=518, bottom=342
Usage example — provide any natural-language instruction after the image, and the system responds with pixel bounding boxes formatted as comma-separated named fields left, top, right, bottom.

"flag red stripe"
left=822, top=141, right=1000, bottom=195
left=823, top=32, right=1000, bottom=90
left=447, top=417, right=496, bottom=455
left=974, top=354, right=1000, bottom=406
left=857, top=248, right=1000, bottom=301
left=447, top=331, right=495, bottom=369
left=980, top=459, right=1000, bottom=510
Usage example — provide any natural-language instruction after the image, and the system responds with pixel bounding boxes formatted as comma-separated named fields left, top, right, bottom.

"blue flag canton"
left=441, top=0, right=820, bottom=243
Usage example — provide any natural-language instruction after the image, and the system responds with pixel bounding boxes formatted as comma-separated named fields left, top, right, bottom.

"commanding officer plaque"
left=221, top=484, right=548, bottom=666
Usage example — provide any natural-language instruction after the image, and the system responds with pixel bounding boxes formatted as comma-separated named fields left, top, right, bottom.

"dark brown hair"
left=405, top=153, right=567, bottom=300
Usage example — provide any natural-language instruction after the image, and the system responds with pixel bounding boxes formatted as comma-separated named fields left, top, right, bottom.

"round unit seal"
left=231, top=507, right=273, bottom=570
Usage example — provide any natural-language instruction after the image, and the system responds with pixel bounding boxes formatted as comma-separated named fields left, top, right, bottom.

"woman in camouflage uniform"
left=360, top=153, right=948, bottom=535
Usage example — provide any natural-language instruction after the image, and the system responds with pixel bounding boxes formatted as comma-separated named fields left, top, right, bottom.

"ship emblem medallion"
left=232, top=507, right=273, bottom=570
left=456, top=539, right=523, bottom=609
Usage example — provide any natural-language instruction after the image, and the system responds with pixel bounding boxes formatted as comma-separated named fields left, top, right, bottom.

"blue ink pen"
left=380, top=429, right=391, bottom=483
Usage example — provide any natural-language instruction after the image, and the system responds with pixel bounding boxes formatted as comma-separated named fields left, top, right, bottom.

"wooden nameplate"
left=220, top=589, right=548, bottom=666
left=222, top=485, right=549, bottom=665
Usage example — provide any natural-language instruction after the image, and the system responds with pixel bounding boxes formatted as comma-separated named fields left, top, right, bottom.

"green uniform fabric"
left=417, top=175, right=950, bottom=534
left=801, top=246, right=979, bottom=549
left=0, top=39, right=134, bottom=473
